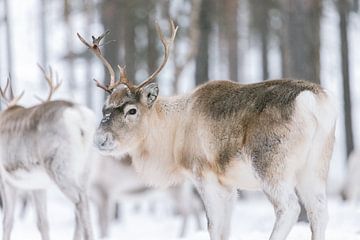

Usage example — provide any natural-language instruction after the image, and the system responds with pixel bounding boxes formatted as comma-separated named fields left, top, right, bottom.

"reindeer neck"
left=129, top=95, right=190, bottom=186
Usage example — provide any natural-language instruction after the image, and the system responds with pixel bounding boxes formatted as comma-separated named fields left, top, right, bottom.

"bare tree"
left=280, top=0, right=322, bottom=84
left=195, top=0, right=215, bottom=85
left=39, top=0, right=48, bottom=75
left=84, top=0, right=95, bottom=108
left=4, top=0, right=13, bottom=83
left=171, top=0, right=200, bottom=93
left=338, top=0, right=354, bottom=159
left=100, top=0, right=122, bottom=99
left=64, top=0, right=76, bottom=93
left=223, top=0, right=239, bottom=82
left=124, top=1, right=137, bottom=83
left=249, top=0, right=274, bottom=80
left=146, top=0, right=159, bottom=82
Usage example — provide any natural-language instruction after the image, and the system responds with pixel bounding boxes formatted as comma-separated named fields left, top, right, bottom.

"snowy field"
left=1, top=189, right=359, bottom=240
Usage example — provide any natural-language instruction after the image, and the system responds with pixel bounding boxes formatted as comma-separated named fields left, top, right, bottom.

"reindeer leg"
left=0, top=182, right=16, bottom=240
left=66, top=188, right=93, bottom=240
left=97, top=187, right=110, bottom=238
left=194, top=209, right=203, bottom=231
left=73, top=212, right=83, bottom=240
left=296, top=172, right=328, bottom=240
left=193, top=174, right=236, bottom=240
left=49, top=173, right=94, bottom=240
left=263, top=183, right=300, bottom=240
left=32, top=190, right=50, bottom=240
left=179, top=213, right=188, bottom=238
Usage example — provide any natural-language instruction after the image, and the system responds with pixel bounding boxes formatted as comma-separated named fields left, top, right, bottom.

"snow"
left=1, top=0, right=360, bottom=239
left=1, top=189, right=360, bottom=240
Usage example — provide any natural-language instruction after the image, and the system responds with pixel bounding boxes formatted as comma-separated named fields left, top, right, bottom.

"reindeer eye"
left=128, top=108, right=137, bottom=115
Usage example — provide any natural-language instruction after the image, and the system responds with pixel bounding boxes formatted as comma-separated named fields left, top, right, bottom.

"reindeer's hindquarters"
left=294, top=90, right=337, bottom=240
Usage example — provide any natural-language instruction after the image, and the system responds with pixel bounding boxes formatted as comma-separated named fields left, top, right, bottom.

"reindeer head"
left=78, top=21, right=177, bottom=155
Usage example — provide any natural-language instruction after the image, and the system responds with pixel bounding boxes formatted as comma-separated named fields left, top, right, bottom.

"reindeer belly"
left=220, top=160, right=261, bottom=190
left=4, top=167, right=53, bottom=190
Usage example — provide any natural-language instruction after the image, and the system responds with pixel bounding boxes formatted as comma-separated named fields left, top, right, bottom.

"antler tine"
left=0, top=82, right=7, bottom=101
left=0, top=77, right=24, bottom=107
left=77, top=31, right=116, bottom=91
left=138, top=20, right=178, bottom=89
left=8, top=90, right=24, bottom=107
left=0, top=77, right=10, bottom=102
left=3, top=77, right=11, bottom=96
left=37, top=64, right=63, bottom=102
left=93, top=79, right=111, bottom=93
left=117, top=65, right=130, bottom=85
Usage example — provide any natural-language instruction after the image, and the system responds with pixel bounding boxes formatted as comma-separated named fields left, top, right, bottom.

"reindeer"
left=0, top=69, right=96, bottom=240
left=91, top=154, right=146, bottom=238
left=78, top=21, right=337, bottom=240
left=91, top=154, right=204, bottom=238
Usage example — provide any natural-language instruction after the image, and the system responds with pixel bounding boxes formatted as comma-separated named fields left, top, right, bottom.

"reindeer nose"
left=94, top=131, right=114, bottom=149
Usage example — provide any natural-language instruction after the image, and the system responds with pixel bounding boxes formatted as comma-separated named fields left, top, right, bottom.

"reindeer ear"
left=140, top=83, right=159, bottom=108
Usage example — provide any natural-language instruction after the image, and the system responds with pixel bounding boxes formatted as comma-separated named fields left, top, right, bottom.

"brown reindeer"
left=79, top=21, right=337, bottom=240
left=0, top=70, right=96, bottom=240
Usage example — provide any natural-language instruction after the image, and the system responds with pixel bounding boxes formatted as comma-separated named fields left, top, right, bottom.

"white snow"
left=1, top=190, right=359, bottom=240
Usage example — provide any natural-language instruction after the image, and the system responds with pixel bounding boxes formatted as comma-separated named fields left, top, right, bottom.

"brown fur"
left=180, top=80, right=321, bottom=177
left=99, top=79, right=324, bottom=182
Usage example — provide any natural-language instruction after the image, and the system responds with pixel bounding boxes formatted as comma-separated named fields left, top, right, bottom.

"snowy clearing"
left=1, top=189, right=359, bottom=240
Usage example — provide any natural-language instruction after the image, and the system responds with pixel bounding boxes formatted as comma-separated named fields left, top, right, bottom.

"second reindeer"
left=0, top=68, right=96, bottom=240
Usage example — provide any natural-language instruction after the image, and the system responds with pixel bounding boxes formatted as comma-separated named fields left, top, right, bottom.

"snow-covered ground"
left=1, top=189, right=359, bottom=240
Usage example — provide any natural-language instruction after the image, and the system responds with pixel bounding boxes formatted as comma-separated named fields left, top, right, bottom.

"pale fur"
left=0, top=101, right=96, bottom=240
left=90, top=154, right=204, bottom=238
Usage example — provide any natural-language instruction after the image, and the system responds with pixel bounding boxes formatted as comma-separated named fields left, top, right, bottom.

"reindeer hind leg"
left=263, top=183, right=300, bottom=240
left=0, top=182, right=16, bottom=240
left=32, top=190, right=50, bottom=240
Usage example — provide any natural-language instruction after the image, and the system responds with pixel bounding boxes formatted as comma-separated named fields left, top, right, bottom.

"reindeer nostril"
left=100, top=134, right=108, bottom=146
left=95, top=131, right=114, bottom=150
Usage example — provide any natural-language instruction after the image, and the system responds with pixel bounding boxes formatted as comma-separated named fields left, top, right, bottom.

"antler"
left=77, top=30, right=125, bottom=93
left=35, top=64, right=62, bottom=102
left=138, top=20, right=178, bottom=89
left=78, top=20, right=177, bottom=93
left=0, top=77, right=24, bottom=107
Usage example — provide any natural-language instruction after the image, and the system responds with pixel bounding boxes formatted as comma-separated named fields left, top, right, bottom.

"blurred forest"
left=0, top=0, right=359, bottom=168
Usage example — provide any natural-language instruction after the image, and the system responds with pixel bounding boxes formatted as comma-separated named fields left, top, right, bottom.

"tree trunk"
left=223, top=0, right=239, bottom=82
left=100, top=0, right=122, bottom=99
left=280, top=0, right=322, bottom=84
left=64, top=0, right=76, bottom=93
left=39, top=0, right=48, bottom=75
left=124, top=1, right=137, bottom=83
left=259, top=1, right=269, bottom=80
left=195, top=0, right=214, bottom=85
left=84, top=0, right=94, bottom=108
left=338, top=0, right=354, bottom=159
left=4, top=0, right=13, bottom=83
left=146, top=0, right=158, bottom=79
